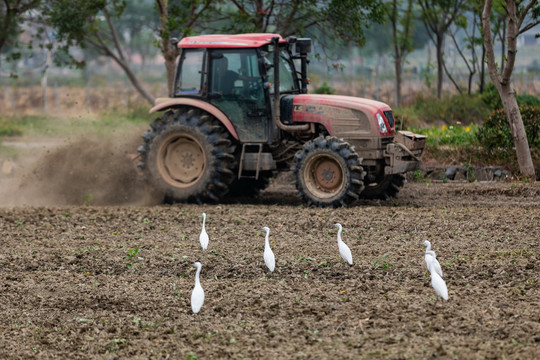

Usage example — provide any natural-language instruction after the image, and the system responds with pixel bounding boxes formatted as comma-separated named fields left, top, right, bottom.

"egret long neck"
left=195, top=266, right=201, bottom=286
left=425, top=242, right=431, bottom=252
left=337, top=226, right=342, bottom=243
left=264, top=230, right=270, bottom=247
left=202, top=214, right=206, bottom=228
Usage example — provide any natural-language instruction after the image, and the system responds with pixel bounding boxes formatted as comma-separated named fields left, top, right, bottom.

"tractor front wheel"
left=293, top=136, right=365, bottom=207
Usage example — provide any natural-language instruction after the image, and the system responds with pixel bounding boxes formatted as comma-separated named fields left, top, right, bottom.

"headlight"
left=377, top=113, right=388, bottom=133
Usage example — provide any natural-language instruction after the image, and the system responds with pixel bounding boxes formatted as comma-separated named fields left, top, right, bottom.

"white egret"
left=426, top=256, right=448, bottom=304
left=261, top=227, right=275, bottom=272
left=191, top=262, right=205, bottom=314
left=334, top=223, right=353, bottom=272
left=424, top=240, right=442, bottom=277
left=199, top=213, right=209, bottom=250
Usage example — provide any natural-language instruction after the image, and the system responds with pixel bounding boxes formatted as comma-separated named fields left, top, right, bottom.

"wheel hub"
left=158, top=135, right=205, bottom=188
left=303, top=152, right=345, bottom=199
left=314, top=159, right=342, bottom=191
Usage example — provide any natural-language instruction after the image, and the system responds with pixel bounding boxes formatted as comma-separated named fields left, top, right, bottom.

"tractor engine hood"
left=281, top=94, right=394, bottom=138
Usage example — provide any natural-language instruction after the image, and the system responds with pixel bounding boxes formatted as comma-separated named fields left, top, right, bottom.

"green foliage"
left=411, top=123, right=479, bottom=147
left=516, top=94, right=540, bottom=107
left=313, top=82, right=336, bottom=95
left=413, top=94, right=490, bottom=125
left=481, top=83, right=502, bottom=111
left=476, top=105, right=540, bottom=151
left=0, top=117, right=23, bottom=136
left=373, top=254, right=394, bottom=270
left=481, top=83, right=540, bottom=111
left=222, top=0, right=384, bottom=48
left=126, top=247, right=140, bottom=268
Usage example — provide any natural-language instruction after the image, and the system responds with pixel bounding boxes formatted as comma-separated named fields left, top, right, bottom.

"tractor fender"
left=149, top=97, right=239, bottom=140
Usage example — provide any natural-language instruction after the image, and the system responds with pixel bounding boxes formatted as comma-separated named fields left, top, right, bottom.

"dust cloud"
left=0, top=131, right=159, bottom=206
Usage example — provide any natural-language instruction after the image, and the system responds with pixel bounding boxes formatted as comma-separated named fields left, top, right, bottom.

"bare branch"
left=516, top=0, right=537, bottom=30
left=501, top=0, right=517, bottom=84
left=103, top=7, right=126, bottom=62
left=518, top=19, right=540, bottom=35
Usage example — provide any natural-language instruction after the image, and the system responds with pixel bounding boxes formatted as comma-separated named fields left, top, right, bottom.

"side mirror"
left=295, top=38, right=312, bottom=55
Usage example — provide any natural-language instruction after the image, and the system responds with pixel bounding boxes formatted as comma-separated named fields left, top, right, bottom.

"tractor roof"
left=178, top=33, right=286, bottom=49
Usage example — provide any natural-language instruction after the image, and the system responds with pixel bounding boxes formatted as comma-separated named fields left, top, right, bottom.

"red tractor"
left=138, top=34, right=425, bottom=207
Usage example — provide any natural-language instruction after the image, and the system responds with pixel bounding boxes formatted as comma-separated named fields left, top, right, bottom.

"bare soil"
left=0, top=178, right=539, bottom=359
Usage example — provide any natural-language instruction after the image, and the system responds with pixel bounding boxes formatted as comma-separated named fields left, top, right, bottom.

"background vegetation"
left=1, top=0, right=540, bottom=175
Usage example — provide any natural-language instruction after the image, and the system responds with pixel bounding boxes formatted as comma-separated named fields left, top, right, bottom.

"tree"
left=385, top=0, right=415, bottom=107
left=0, top=0, right=41, bottom=53
left=45, top=0, right=156, bottom=105
left=0, top=0, right=41, bottom=59
left=482, top=0, right=539, bottom=179
left=419, top=0, right=466, bottom=98
left=219, top=0, right=383, bottom=48
left=156, top=0, right=215, bottom=97
left=447, top=2, right=483, bottom=95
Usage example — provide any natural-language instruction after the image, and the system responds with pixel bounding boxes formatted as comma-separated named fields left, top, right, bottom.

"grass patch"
left=0, top=108, right=150, bottom=139
left=410, top=123, right=479, bottom=147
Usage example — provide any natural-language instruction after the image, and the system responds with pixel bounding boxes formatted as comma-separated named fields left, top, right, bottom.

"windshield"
left=263, top=49, right=299, bottom=94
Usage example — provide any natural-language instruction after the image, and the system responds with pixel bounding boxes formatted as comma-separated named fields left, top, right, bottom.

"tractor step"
left=238, top=143, right=276, bottom=179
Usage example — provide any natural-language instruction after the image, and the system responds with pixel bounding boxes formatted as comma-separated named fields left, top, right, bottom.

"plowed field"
left=1, top=181, right=539, bottom=359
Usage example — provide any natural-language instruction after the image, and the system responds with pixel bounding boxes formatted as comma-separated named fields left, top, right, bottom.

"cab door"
left=209, top=49, right=268, bottom=142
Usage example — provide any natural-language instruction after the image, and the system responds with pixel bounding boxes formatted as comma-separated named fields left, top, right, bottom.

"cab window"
left=175, top=49, right=205, bottom=95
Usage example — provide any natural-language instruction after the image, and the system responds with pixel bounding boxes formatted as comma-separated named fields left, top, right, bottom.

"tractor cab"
left=173, top=34, right=305, bottom=142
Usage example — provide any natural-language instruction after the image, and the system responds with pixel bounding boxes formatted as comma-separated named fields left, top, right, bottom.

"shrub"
left=413, top=93, right=490, bottom=125
left=516, top=93, right=540, bottom=107
left=481, top=83, right=502, bottom=111
left=0, top=117, right=24, bottom=136
left=313, top=81, right=336, bottom=94
left=481, top=83, right=540, bottom=110
left=476, top=105, right=540, bottom=151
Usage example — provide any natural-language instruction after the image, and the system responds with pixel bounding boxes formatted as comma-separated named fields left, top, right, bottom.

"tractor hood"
left=282, top=94, right=394, bottom=138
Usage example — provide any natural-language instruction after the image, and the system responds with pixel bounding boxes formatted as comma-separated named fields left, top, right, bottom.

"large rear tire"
left=138, top=108, right=236, bottom=203
left=293, top=136, right=365, bottom=207
left=360, top=173, right=406, bottom=200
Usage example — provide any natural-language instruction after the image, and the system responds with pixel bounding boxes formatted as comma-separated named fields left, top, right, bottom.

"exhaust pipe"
left=271, top=37, right=309, bottom=132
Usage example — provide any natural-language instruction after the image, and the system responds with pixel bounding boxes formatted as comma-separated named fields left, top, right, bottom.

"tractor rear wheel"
left=293, top=136, right=365, bottom=207
left=138, top=108, right=236, bottom=203
left=360, top=173, right=406, bottom=200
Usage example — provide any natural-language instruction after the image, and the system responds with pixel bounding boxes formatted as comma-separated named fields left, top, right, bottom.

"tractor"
left=137, top=33, right=426, bottom=207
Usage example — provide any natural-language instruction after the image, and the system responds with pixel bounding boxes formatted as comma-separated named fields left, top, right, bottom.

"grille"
left=381, top=136, right=394, bottom=148
left=384, top=110, right=395, bottom=128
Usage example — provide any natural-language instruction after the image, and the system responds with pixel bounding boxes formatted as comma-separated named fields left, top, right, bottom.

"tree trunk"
left=395, top=54, right=402, bottom=107
left=41, top=49, right=51, bottom=115
left=499, top=84, right=535, bottom=176
left=436, top=33, right=443, bottom=98
left=479, top=44, right=486, bottom=93
left=164, top=52, right=177, bottom=97
left=157, top=0, right=180, bottom=97
left=500, top=21, right=506, bottom=70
